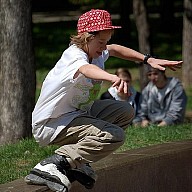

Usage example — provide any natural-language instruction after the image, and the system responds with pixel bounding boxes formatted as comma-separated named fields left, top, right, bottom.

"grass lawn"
left=0, top=124, right=192, bottom=185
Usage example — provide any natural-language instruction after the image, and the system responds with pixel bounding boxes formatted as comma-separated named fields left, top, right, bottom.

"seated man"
left=100, top=68, right=141, bottom=116
left=133, top=66, right=187, bottom=127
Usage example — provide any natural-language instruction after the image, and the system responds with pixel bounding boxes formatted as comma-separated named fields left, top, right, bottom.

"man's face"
left=147, top=70, right=164, bottom=85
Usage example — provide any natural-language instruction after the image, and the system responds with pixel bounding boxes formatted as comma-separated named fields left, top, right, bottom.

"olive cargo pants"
left=51, top=99, right=134, bottom=168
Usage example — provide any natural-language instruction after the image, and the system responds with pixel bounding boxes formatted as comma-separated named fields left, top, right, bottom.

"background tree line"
left=0, top=0, right=191, bottom=144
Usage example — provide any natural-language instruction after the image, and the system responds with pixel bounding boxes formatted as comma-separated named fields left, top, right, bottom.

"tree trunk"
left=133, top=0, right=152, bottom=90
left=0, top=0, right=36, bottom=144
left=182, top=0, right=192, bottom=89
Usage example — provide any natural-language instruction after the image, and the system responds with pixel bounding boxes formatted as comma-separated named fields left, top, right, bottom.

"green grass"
left=119, top=124, right=192, bottom=151
left=0, top=138, right=58, bottom=185
left=0, top=124, right=192, bottom=184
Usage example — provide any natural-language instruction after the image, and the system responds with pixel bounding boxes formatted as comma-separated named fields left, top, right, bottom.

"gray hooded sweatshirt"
left=133, top=77, right=187, bottom=125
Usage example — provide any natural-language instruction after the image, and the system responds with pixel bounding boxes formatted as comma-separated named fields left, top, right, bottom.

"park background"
left=0, top=0, right=192, bottom=185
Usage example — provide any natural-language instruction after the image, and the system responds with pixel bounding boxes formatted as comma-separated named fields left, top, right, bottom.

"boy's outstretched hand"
left=147, top=58, right=183, bottom=71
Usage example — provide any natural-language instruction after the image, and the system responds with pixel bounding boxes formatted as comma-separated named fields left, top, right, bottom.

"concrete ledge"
left=0, top=178, right=49, bottom=192
left=0, top=140, right=192, bottom=192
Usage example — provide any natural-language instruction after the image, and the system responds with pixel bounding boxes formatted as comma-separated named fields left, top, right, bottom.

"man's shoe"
left=68, top=164, right=97, bottom=189
left=25, top=154, right=71, bottom=192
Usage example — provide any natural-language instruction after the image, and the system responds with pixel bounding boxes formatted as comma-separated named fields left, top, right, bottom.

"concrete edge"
left=0, top=140, right=192, bottom=192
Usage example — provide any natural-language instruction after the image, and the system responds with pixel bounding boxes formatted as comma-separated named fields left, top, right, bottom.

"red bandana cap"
left=77, top=9, right=121, bottom=34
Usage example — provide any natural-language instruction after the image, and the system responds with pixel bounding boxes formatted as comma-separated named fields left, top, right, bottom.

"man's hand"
left=141, top=119, right=150, bottom=127
left=157, top=121, right=167, bottom=127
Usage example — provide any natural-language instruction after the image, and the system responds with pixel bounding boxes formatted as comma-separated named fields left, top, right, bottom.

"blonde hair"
left=70, top=32, right=97, bottom=49
left=70, top=29, right=114, bottom=49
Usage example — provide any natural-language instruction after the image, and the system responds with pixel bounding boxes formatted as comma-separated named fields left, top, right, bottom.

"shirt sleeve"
left=59, top=46, right=90, bottom=82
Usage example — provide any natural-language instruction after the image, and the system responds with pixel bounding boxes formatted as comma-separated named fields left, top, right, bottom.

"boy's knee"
left=122, top=102, right=134, bottom=115
left=102, top=125, right=125, bottom=144
left=114, top=127, right=125, bottom=142
left=118, top=102, right=135, bottom=124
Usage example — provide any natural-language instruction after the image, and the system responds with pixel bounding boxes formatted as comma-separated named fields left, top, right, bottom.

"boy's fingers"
left=123, top=82, right=128, bottom=94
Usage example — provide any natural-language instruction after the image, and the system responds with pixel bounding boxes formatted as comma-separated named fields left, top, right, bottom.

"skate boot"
left=68, top=163, right=97, bottom=189
left=25, top=154, right=71, bottom=192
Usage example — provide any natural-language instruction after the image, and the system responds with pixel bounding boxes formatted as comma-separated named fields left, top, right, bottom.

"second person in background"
left=100, top=68, right=141, bottom=117
left=133, top=66, right=187, bottom=127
